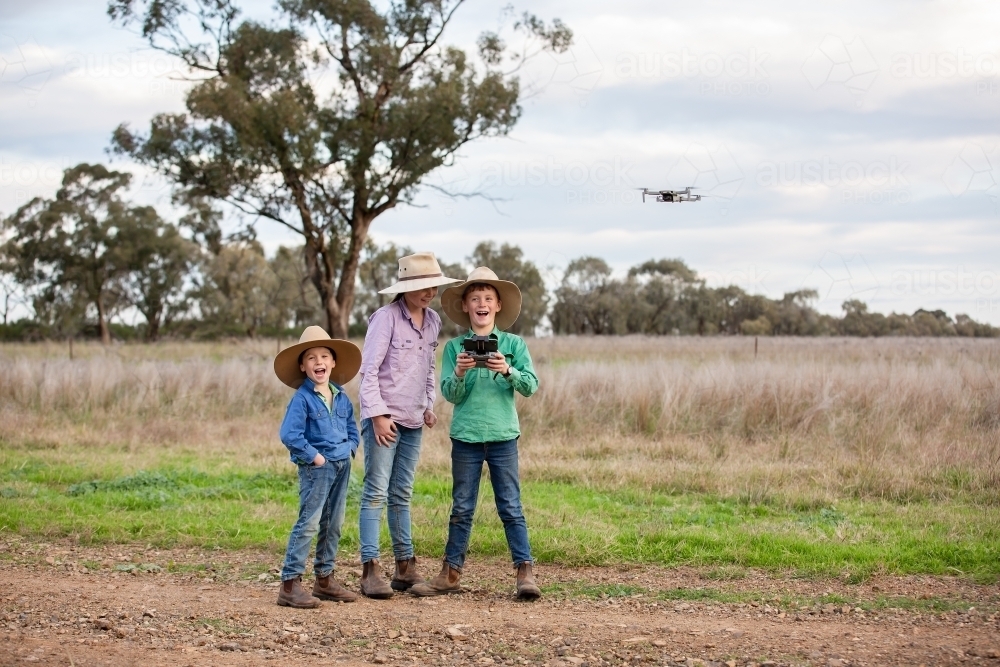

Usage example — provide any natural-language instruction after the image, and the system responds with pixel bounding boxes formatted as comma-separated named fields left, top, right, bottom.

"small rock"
left=556, top=647, right=568, bottom=656
left=45, top=556, right=55, bottom=565
left=445, top=626, right=469, bottom=641
left=283, top=625, right=303, bottom=633
left=373, top=655, right=388, bottom=664
left=298, top=633, right=309, bottom=643
left=986, top=649, right=999, bottom=659
left=142, top=610, right=155, bottom=618
left=219, top=642, right=241, bottom=652
left=761, top=661, right=777, bottom=667
left=94, top=619, right=113, bottom=631
left=652, top=640, right=668, bottom=647
left=725, top=661, right=737, bottom=667
left=724, top=628, right=744, bottom=638
left=564, top=658, right=584, bottom=666
left=387, top=629, right=399, bottom=639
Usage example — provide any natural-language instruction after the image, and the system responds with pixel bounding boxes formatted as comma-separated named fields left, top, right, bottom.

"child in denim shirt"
left=273, top=326, right=362, bottom=608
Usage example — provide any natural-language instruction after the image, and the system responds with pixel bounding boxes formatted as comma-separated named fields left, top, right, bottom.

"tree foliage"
left=108, top=0, right=572, bottom=338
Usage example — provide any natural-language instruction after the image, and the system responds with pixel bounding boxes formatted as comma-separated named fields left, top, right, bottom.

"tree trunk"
left=145, top=314, right=161, bottom=342
left=96, top=296, right=111, bottom=346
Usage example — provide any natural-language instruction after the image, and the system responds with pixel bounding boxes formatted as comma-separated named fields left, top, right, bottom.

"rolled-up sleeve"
left=359, top=308, right=392, bottom=419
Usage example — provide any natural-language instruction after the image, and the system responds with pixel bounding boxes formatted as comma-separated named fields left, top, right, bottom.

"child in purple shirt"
left=356, top=252, right=461, bottom=598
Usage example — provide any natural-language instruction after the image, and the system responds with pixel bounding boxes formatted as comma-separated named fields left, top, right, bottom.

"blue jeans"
left=281, top=457, right=351, bottom=581
left=444, top=438, right=533, bottom=571
left=359, top=419, right=423, bottom=563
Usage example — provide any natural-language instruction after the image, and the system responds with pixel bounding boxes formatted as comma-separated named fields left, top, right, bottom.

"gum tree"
left=109, top=0, right=571, bottom=337
left=2, top=164, right=136, bottom=344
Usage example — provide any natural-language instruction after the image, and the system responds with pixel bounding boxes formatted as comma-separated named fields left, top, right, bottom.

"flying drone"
left=638, top=186, right=704, bottom=203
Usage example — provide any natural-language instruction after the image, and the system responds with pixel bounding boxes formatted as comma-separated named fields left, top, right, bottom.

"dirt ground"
left=1, top=542, right=998, bottom=667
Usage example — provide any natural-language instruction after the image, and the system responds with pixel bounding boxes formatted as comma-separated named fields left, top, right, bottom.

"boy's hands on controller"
left=312, top=453, right=326, bottom=466
left=373, top=414, right=398, bottom=447
left=485, top=352, right=510, bottom=375
left=454, top=352, right=477, bottom=378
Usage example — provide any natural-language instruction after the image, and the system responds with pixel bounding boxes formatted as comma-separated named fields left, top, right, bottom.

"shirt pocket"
left=389, top=336, right=415, bottom=369
left=310, top=409, right=332, bottom=435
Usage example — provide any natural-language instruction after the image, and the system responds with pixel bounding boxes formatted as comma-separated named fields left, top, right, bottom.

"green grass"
left=1, top=453, right=998, bottom=583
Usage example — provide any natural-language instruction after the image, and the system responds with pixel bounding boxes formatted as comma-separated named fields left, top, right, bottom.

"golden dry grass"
left=2, top=336, right=998, bottom=505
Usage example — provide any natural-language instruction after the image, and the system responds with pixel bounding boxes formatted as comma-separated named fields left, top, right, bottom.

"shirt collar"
left=301, top=376, right=340, bottom=396
left=397, top=298, right=431, bottom=331
left=465, top=326, right=500, bottom=339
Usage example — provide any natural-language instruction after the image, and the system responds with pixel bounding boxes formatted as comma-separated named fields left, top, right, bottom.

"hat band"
left=398, top=272, right=443, bottom=281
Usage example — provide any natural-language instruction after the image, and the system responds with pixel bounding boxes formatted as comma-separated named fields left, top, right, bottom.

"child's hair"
left=298, top=346, right=337, bottom=365
left=462, top=282, right=500, bottom=300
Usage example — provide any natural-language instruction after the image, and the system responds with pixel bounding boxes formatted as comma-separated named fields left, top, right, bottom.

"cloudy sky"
left=2, top=0, right=999, bottom=322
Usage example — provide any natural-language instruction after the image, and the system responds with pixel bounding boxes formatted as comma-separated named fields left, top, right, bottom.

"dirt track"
left=1, top=542, right=998, bottom=667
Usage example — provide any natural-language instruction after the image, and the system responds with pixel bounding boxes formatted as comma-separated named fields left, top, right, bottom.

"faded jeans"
left=281, top=456, right=351, bottom=581
left=359, top=418, right=423, bottom=563
left=444, top=438, right=533, bottom=571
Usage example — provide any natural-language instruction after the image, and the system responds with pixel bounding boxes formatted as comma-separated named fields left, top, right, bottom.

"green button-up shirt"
left=440, top=327, right=539, bottom=443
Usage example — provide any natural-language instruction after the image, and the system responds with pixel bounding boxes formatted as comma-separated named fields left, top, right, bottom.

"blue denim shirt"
left=279, top=377, right=360, bottom=466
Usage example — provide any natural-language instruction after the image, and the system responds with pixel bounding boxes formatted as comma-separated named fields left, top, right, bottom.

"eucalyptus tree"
left=2, top=164, right=136, bottom=344
left=109, top=0, right=572, bottom=337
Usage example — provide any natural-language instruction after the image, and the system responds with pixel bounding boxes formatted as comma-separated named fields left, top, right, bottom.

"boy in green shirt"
left=410, top=267, right=541, bottom=600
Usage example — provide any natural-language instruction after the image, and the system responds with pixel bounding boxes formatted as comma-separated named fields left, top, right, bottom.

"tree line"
left=2, top=162, right=995, bottom=341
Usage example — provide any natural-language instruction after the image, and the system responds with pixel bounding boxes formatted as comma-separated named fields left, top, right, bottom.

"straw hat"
left=441, top=267, right=522, bottom=331
left=273, top=326, right=362, bottom=389
left=378, top=252, right=462, bottom=294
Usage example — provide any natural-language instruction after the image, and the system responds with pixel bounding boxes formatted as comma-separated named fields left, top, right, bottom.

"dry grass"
left=2, top=336, right=998, bottom=505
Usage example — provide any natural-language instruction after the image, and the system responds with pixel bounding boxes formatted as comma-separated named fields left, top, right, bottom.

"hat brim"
left=441, top=279, right=522, bottom=331
left=273, top=339, right=362, bottom=389
left=378, top=275, right=463, bottom=295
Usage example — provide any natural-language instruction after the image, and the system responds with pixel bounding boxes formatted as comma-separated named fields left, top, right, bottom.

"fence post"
left=754, top=336, right=758, bottom=360
left=69, top=337, right=74, bottom=361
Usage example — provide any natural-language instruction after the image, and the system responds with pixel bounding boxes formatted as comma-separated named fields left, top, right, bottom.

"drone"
left=638, top=186, right=704, bottom=203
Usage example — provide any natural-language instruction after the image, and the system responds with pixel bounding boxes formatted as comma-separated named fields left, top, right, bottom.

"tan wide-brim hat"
left=273, top=326, right=362, bottom=389
left=378, top=252, right=462, bottom=294
left=441, top=267, right=522, bottom=331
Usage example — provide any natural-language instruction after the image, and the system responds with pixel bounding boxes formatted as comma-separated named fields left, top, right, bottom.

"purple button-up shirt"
left=359, top=299, right=441, bottom=429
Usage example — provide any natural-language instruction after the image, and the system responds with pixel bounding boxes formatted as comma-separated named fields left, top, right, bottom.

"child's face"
left=300, top=347, right=336, bottom=385
left=461, top=286, right=502, bottom=330
left=403, top=286, right=438, bottom=311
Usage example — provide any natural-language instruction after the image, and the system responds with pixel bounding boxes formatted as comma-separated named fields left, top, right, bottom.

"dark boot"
left=277, top=576, right=321, bottom=608
left=313, top=573, right=358, bottom=602
left=360, top=559, right=394, bottom=599
left=515, top=562, right=541, bottom=601
left=391, top=556, right=425, bottom=591
left=409, top=561, right=462, bottom=597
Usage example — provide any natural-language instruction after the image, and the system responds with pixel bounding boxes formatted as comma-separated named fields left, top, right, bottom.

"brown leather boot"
left=313, top=573, right=357, bottom=602
left=277, top=576, right=321, bottom=608
left=391, top=556, right=425, bottom=591
left=359, top=559, right=394, bottom=599
left=515, top=562, right=541, bottom=601
left=409, top=560, right=462, bottom=597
